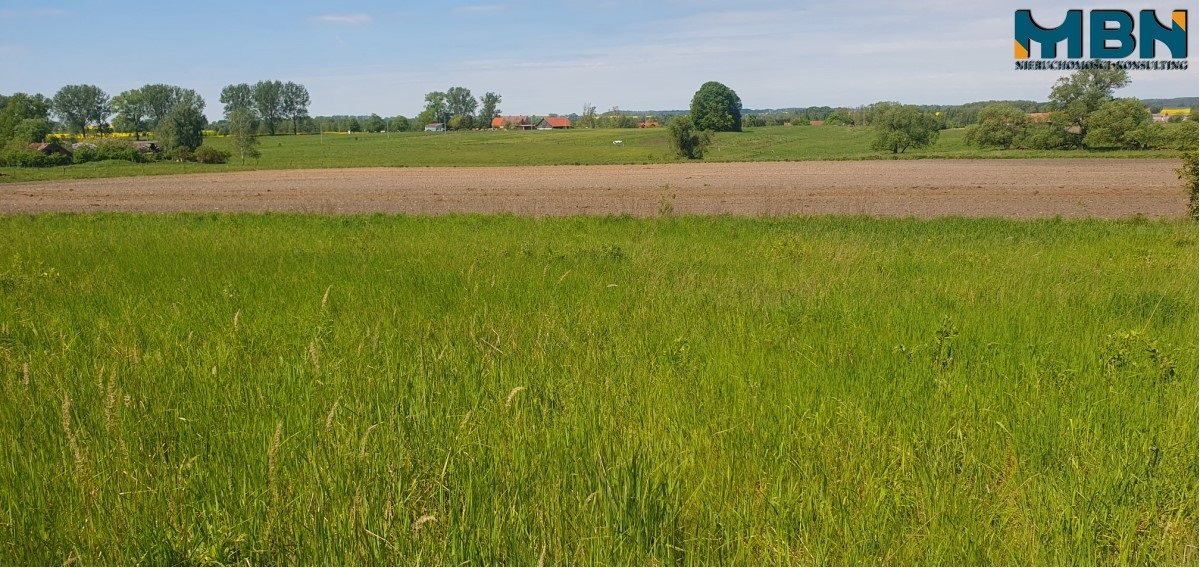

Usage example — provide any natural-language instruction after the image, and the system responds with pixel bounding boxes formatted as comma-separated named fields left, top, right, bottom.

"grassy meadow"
left=0, top=125, right=1180, bottom=183
left=0, top=214, right=1195, bottom=565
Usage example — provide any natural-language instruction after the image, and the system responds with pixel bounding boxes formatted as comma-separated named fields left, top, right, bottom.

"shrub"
left=667, top=115, right=713, bottom=160
left=1015, top=123, right=1074, bottom=150
left=1180, top=150, right=1198, bottom=220
left=71, top=139, right=143, bottom=164
left=0, top=149, right=71, bottom=167
left=194, top=145, right=231, bottom=164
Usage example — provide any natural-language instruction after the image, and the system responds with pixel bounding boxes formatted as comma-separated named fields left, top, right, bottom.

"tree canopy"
left=52, top=84, right=109, bottom=137
left=1048, top=65, right=1131, bottom=143
left=690, top=81, right=742, bottom=132
left=964, top=104, right=1029, bottom=149
left=868, top=102, right=940, bottom=154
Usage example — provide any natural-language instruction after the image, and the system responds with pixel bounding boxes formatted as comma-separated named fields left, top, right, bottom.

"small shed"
left=424, top=123, right=446, bottom=132
left=535, top=116, right=572, bottom=130
left=28, top=142, right=72, bottom=156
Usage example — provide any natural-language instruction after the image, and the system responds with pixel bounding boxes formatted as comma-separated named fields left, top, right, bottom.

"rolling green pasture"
left=0, top=126, right=1178, bottom=183
left=0, top=214, right=1195, bottom=565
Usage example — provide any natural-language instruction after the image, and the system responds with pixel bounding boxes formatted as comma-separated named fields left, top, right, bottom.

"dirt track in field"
left=0, top=160, right=1188, bottom=218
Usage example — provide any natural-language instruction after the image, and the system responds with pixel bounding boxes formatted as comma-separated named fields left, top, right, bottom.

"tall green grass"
left=0, top=126, right=1178, bottom=183
left=0, top=214, right=1195, bottom=565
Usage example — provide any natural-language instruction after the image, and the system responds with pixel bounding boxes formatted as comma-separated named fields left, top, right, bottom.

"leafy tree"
left=11, top=118, right=54, bottom=144
left=0, top=92, right=51, bottom=143
left=1015, top=122, right=1074, bottom=150
left=253, top=80, right=285, bottom=135
left=52, top=84, right=109, bottom=137
left=280, top=82, right=310, bottom=135
left=1048, top=65, right=1130, bottom=144
left=445, top=87, right=477, bottom=129
left=1082, top=98, right=1150, bottom=149
left=478, top=92, right=501, bottom=127
left=347, top=118, right=362, bottom=132
left=228, top=107, right=260, bottom=165
left=390, top=116, right=411, bottom=132
left=964, top=104, right=1029, bottom=149
left=869, top=103, right=939, bottom=154
left=157, top=103, right=207, bottom=154
left=220, top=83, right=255, bottom=117
left=365, top=114, right=386, bottom=133
left=824, top=110, right=854, bottom=126
left=689, top=81, right=742, bottom=132
left=111, top=89, right=150, bottom=140
left=667, top=115, right=712, bottom=159
left=140, top=84, right=204, bottom=130
left=418, top=91, right=448, bottom=126
left=580, top=103, right=597, bottom=129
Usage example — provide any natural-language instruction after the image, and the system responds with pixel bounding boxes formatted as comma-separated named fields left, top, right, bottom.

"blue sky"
left=1, top=1, right=1196, bottom=120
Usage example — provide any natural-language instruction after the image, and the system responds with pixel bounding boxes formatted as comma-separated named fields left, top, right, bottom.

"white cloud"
left=309, top=13, right=372, bottom=25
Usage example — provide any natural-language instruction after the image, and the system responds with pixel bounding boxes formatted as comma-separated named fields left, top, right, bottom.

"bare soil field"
left=0, top=159, right=1187, bottom=218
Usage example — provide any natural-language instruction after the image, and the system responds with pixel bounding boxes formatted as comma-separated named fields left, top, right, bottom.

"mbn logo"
left=1015, top=9, right=1188, bottom=59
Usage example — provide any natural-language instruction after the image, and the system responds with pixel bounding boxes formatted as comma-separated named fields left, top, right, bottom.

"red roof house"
left=535, top=116, right=572, bottom=129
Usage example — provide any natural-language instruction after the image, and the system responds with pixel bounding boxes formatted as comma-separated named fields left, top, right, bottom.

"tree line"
left=964, top=67, right=1196, bottom=151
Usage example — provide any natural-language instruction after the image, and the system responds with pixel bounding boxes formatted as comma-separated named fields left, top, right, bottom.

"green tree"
left=964, top=104, right=1029, bottom=149
left=280, top=82, right=310, bottom=135
left=667, top=115, right=712, bottom=159
left=347, top=118, right=362, bottom=132
left=418, top=91, right=448, bottom=126
left=390, top=116, right=411, bottom=132
left=580, top=103, right=597, bottom=129
left=365, top=114, right=386, bottom=133
left=158, top=103, right=207, bottom=154
left=445, top=87, right=477, bottom=129
left=111, top=89, right=150, bottom=140
left=1082, top=98, right=1150, bottom=149
left=1048, top=65, right=1131, bottom=144
left=139, top=84, right=204, bottom=130
left=0, top=93, right=51, bottom=143
left=10, top=118, right=54, bottom=144
left=220, top=83, right=255, bottom=118
left=869, top=103, right=940, bottom=154
left=52, top=84, right=109, bottom=137
left=228, top=107, right=260, bottom=165
left=689, top=81, right=742, bottom=132
left=253, top=80, right=285, bottom=135
left=478, top=92, right=501, bottom=127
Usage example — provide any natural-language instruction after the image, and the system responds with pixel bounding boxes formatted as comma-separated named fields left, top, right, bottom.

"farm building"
left=28, top=142, right=71, bottom=156
left=424, top=123, right=446, bottom=132
left=638, top=120, right=659, bottom=128
left=491, top=115, right=533, bottom=130
left=1027, top=112, right=1052, bottom=123
left=1153, top=108, right=1192, bottom=123
left=133, top=141, right=159, bottom=153
left=535, top=117, right=572, bottom=130
left=809, top=120, right=825, bottom=126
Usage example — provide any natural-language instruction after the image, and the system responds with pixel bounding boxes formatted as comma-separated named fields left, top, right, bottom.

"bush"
left=1180, top=150, right=1198, bottom=220
left=1015, top=123, right=1074, bottom=150
left=72, top=139, right=143, bottom=164
left=194, top=145, right=231, bottom=164
left=0, top=149, right=71, bottom=167
left=667, top=115, right=712, bottom=160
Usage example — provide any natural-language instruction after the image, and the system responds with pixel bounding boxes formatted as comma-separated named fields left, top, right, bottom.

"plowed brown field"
left=0, top=159, right=1187, bottom=218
